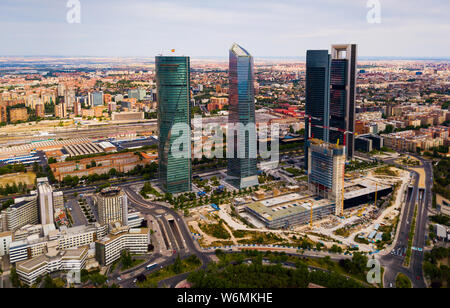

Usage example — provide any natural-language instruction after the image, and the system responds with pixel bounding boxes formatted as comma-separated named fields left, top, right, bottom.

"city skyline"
left=0, top=0, right=449, bottom=58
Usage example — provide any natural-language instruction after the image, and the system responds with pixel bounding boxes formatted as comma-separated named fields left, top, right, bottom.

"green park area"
left=137, top=255, right=202, bottom=288
left=396, top=273, right=412, bottom=288
left=187, top=250, right=378, bottom=288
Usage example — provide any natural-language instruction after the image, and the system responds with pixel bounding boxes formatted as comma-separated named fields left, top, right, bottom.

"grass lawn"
left=0, top=172, right=36, bottom=187
left=137, top=255, right=202, bottom=288
left=396, top=273, right=412, bottom=288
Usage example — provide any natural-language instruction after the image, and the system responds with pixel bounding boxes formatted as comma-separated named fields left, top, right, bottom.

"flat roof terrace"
left=247, top=193, right=334, bottom=222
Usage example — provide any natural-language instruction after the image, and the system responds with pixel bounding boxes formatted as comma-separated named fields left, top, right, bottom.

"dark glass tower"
left=329, top=44, right=357, bottom=160
left=304, top=50, right=331, bottom=169
left=156, top=56, right=191, bottom=194
left=227, top=43, right=259, bottom=189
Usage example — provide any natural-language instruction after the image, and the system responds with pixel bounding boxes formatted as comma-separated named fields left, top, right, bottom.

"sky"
left=0, top=0, right=449, bottom=58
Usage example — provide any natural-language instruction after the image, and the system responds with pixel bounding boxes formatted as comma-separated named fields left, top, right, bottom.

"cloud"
left=0, top=0, right=448, bottom=57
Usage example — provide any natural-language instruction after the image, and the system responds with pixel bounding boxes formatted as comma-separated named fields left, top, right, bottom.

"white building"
left=97, top=187, right=128, bottom=227
left=128, top=212, right=145, bottom=228
left=95, top=224, right=149, bottom=266
left=16, top=247, right=88, bottom=286
left=37, top=178, right=54, bottom=226
left=0, top=197, right=39, bottom=232
left=9, top=224, right=106, bottom=264
left=0, top=231, right=12, bottom=256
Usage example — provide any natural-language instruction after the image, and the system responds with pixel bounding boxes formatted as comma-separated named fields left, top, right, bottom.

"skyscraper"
left=304, top=50, right=331, bottom=169
left=156, top=56, right=192, bottom=194
left=227, top=43, right=259, bottom=189
left=37, top=177, right=54, bottom=226
left=329, top=44, right=357, bottom=160
left=307, top=139, right=346, bottom=217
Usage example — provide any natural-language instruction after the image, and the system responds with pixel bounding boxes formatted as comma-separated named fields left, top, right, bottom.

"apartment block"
left=50, top=152, right=151, bottom=181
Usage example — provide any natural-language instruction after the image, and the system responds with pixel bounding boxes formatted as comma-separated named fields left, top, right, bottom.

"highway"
left=380, top=154, right=431, bottom=288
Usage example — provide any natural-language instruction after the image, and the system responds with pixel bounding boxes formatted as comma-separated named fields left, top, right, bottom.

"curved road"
left=379, top=154, right=431, bottom=288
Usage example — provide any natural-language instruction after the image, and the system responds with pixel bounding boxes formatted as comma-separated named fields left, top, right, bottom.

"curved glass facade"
left=156, top=56, right=192, bottom=193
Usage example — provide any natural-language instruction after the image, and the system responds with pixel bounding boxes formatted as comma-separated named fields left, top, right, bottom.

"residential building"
left=35, top=103, right=45, bottom=118
left=97, top=187, right=128, bottom=227
left=10, top=108, right=28, bottom=123
left=50, top=152, right=151, bottom=182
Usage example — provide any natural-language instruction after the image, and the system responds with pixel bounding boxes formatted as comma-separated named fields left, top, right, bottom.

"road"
left=379, top=154, right=431, bottom=288
left=114, top=186, right=211, bottom=288
left=112, top=186, right=354, bottom=288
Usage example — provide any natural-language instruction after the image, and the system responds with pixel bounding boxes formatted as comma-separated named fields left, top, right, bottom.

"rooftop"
left=247, top=193, right=334, bottom=222
left=230, top=43, right=251, bottom=57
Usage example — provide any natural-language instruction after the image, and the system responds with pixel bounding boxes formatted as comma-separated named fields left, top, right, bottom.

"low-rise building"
left=95, top=224, right=149, bottom=266
left=0, top=197, right=39, bottom=232
left=111, top=112, right=144, bottom=122
left=50, top=152, right=151, bottom=182
left=10, top=108, right=28, bottom=122
left=16, top=246, right=88, bottom=286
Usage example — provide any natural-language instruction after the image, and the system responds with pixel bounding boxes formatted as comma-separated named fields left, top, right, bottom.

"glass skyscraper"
left=304, top=50, right=331, bottom=169
left=227, top=44, right=259, bottom=189
left=329, top=44, right=357, bottom=160
left=156, top=56, right=192, bottom=194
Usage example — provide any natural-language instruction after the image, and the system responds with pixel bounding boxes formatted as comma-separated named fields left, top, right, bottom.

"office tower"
left=156, top=56, right=192, bottom=194
left=37, top=178, right=54, bottom=225
left=90, top=91, right=104, bottom=107
left=307, top=139, right=346, bottom=216
left=304, top=50, right=331, bottom=169
left=97, top=187, right=128, bottom=227
left=226, top=43, right=259, bottom=189
left=329, top=44, right=357, bottom=160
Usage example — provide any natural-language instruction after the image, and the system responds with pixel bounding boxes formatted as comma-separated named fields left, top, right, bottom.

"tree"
left=120, top=250, right=133, bottom=269
left=43, top=275, right=57, bottom=288
left=173, top=255, right=183, bottom=274
left=10, top=268, right=21, bottom=288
